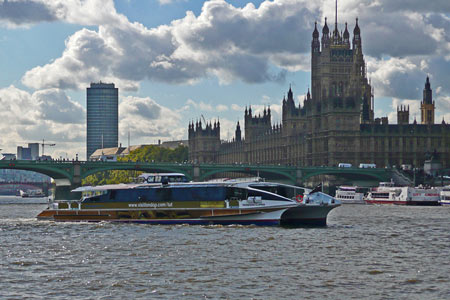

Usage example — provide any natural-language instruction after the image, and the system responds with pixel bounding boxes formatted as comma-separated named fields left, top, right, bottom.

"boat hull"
left=365, top=200, right=407, bottom=205
left=280, top=204, right=340, bottom=226
left=37, top=207, right=288, bottom=226
left=406, top=200, right=440, bottom=206
left=339, top=199, right=366, bottom=205
left=365, top=200, right=439, bottom=206
left=37, top=203, right=338, bottom=226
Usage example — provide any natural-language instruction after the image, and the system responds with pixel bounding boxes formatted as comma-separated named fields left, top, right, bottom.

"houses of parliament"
left=188, top=14, right=450, bottom=169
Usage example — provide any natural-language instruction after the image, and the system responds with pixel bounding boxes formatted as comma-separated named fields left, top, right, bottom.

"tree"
left=83, top=145, right=188, bottom=185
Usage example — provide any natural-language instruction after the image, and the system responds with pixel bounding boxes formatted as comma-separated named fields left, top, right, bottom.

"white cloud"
left=436, top=95, right=450, bottom=124
left=216, top=104, right=229, bottom=112
left=158, top=0, right=188, bottom=5
left=0, top=0, right=124, bottom=27
left=368, top=57, right=425, bottom=100
left=119, top=96, right=184, bottom=144
left=184, top=98, right=229, bottom=112
left=217, top=118, right=239, bottom=141
left=231, top=104, right=244, bottom=111
left=387, top=98, right=421, bottom=124
left=13, top=0, right=450, bottom=102
left=19, top=0, right=321, bottom=89
left=0, top=85, right=85, bottom=158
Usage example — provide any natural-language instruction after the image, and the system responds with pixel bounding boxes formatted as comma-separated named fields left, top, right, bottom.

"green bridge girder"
left=0, top=160, right=392, bottom=199
left=0, top=159, right=392, bottom=183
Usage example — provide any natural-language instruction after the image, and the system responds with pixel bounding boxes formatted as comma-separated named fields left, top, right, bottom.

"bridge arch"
left=0, top=162, right=73, bottom=181
left=301, top=168, right=389, bottom=182
left=198, top=166, right=297, bottom=184
left=81, top=164, right=194, bottom=181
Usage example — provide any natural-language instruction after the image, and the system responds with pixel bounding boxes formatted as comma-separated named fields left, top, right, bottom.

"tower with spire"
left=310, top=0, right=373, bottom=126
left=421, top=76, right=435, bottom=125
left=235, top=121, right=241, bottom=142
left=187, top=0, right=450, bottom=170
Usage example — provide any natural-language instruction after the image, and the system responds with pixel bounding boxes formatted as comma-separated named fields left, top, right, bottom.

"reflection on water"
left=0, top=196, right=449, bottom=299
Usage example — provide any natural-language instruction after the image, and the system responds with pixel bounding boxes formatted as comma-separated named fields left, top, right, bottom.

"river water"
left=0, top=196, right=448, bottom=299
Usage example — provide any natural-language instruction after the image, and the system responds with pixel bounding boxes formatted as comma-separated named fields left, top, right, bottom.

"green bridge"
left=0, top=160, right=393, bottom=199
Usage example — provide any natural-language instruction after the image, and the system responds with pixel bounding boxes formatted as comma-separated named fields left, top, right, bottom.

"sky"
left=0, top=0, right=449, bottom=160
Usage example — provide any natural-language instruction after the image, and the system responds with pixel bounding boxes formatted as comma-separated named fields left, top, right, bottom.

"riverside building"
left=189, top=14, right=450, bottom=169
left=86, top=82, right=119, bottom=159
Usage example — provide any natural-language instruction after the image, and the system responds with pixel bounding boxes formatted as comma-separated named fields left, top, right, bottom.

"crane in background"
left=41, top=139, right=55, bottom=156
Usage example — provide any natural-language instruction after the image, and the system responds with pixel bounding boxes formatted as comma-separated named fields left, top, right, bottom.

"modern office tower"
left=17, top=143, right=39, bottom=160
left=86, top=82, right=119, bottom=160
left=17, top=146, right=31, bottom=160
left=29, top=143, right=39, bottom=160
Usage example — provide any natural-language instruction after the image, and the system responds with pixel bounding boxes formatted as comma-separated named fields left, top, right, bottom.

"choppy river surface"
left=0, top=196, right=449, bottom=299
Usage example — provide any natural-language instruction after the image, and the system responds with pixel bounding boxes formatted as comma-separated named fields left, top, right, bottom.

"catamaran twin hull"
left=37, top=204, right=339, bottom=226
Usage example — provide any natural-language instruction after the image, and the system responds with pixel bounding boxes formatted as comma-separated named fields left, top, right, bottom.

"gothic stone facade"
left=188, top=18, right=450, bottom=168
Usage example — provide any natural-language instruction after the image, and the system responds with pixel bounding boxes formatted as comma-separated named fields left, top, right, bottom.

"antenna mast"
left=335, top=0, right=338, bottom=31
left=128, top=129, right=130, bottom=148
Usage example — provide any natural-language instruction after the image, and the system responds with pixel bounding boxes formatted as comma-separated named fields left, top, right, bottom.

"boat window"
left=84, top=196, right=100, bottom=202
left=371, top=193, right=390, bottom=199
left=226, top=187, right=247, bottom=200
left=168, top=176, right=188, bottom=182
left=247, top=189, right=289, bottom=201
left=249, top=184, right=305, bottom=200
left=98, top=185, right=230, bottom=203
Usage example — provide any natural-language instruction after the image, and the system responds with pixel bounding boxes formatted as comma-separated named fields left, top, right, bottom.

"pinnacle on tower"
left=343, top=22, right=349, bottom=43
left=313, top=21, right=319, bottom=38
left=287, top=85, right=293, bottom=100
left=333, top=0, right=339, bottom=38
left=354, top=18, right=360, bottom=35
left=322, top=17, right=329, bottom=35
left=423, top=76, right=433, bottom=105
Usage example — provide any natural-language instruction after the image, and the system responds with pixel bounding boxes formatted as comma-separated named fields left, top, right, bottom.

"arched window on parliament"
left=331, top=82, right=337, bottom=97
left=338, top=82, right=344, bottom=96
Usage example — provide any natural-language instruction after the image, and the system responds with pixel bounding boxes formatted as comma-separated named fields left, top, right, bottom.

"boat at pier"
left=335, top=186, right=366, bottom=204
left=364, top=182, right=440, bottom=205
left=20, top=189, right=45, bottom=198
left=19, top=190, right=29, bottom=198
left=37, top=174, right=340, bottom=226
left=439, top=186, right=450, bottom=206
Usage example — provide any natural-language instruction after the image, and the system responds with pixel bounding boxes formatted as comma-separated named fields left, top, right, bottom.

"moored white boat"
left=365, top=182, right=440, bottom=205
left=19, top=190, right=29, bottom=198
left=335, top=186, right=366, bottom=204
left=439, top=186, right=450, bottom=206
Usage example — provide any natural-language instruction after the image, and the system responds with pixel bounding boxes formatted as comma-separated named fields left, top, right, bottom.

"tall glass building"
left=86, top=82, right=118, bottom=159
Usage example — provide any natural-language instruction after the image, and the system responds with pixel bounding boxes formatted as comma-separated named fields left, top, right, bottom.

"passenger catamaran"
left=37, top=174, right=340, bottom=226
